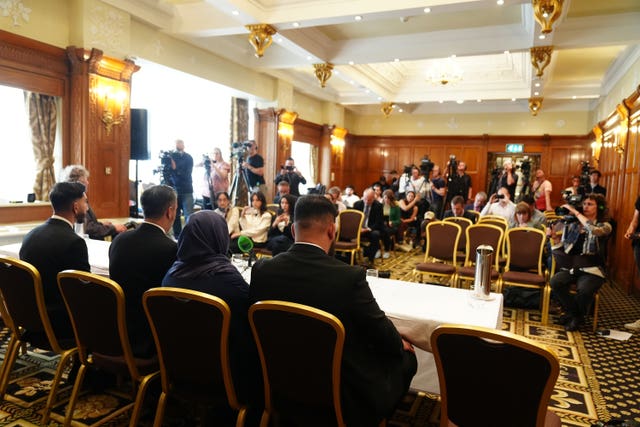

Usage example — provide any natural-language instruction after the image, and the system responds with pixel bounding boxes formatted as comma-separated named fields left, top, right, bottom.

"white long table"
left=368, top=277, right=504, bottom=394
left=0, top=238, right=112, bottom=276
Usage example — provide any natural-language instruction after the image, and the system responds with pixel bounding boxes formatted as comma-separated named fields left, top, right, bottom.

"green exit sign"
left=506, top=144, right=524, bottom=153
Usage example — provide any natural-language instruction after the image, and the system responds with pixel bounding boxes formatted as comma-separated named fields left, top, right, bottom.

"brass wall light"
left=530, top=46, right=553, bottom=78
left=381, top=102, right=396, bottom=118
left=313, top=63, right=333, bottom=88
left=92, top=78, right=127, bottom=135
left=529, top=97, right=543, bottom=116
left=245, top=24, right=277, bottom=58
left=533, top=0, right=563, bottom=34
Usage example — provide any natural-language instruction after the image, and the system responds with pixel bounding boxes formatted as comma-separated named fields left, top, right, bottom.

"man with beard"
left=249, top=195, right=417, bottom=426
left=20, top=182, right=91, bottom=340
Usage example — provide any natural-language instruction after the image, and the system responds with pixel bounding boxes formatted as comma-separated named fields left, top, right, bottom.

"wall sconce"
left=533, top=0, right=564, bottom=34
left=331, top=127, right=347, bottom=156
left=246, top=24, right=277, bottom=58
left=381, top=102, right=396, bottom=118
left=277, top=122, right=294, bottom=138
left=93, top=83, right=127, bottom=135
left=277, top=110, right=298, bottom=152
left=529, top=97, right=543, bottom=116
left=530, top=46, right=553, bottom=78
left=314, top=63, right=333, bottom=88
left=590, top=140, right=602, bottom=163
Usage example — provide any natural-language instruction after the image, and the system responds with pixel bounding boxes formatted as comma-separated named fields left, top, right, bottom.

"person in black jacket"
left=353, top=188, right=385, bottom=264
left=249, top=196, right=416, bottom=426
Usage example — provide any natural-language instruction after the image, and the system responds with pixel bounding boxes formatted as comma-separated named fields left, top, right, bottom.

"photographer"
left=624, top=196, right=640, bottom=330
left=480, top=187, right=516, bottom=221
left=170, top=139, right=194, bottom=238
left=562, top=176, right=582, bottom=202
left=274, top=157, right=306, bottom=196
left=498, top=159, right=517, bottom=201
left=243, top=140, right=265, bottom=192
left=201, top=148, right=230, bottom=209
left=429, top=165, right=446, bottom=218
left=445, top=160, right=472, bottom=206
left=550, top=194, right=612, bottom=331
left=531, top=169, right=552, bottom=212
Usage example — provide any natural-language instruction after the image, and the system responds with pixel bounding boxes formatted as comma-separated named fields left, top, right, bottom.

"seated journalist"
left=249, top=195, right=417, bottom=426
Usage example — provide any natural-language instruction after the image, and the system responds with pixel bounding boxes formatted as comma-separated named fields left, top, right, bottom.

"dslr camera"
left=281, top=164, right=294, bottom=172
left=495, top=193, right=505, bottom=200
left=203, top=154, right=216, bottom=173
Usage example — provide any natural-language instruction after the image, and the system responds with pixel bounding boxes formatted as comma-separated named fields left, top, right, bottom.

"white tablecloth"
left=0, top=238, right=112, bottom=276
left=368, top=277, right=503, bottom=394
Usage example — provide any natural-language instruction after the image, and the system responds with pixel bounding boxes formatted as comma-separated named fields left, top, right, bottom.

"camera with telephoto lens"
left=419, top=155, right=434, bottom=178
left=403, top=165, right=412, bottom=176
left=203, top=154, right=216, bottom=173
left=281, top=165, right=294, bottom=172
left=153, top=150, right=176, bottom=186
left=231, top=141, right=253, bottom=162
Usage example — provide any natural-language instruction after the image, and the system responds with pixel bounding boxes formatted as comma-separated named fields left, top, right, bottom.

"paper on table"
left=603, top=329, right=632, bottom=341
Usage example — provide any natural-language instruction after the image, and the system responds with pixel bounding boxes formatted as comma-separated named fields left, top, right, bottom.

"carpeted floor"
left=0, top=248, right=638, bottom=426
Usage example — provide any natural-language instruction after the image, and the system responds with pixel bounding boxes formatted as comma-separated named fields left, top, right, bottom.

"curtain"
left=25, top=91, right=57, bottom=201
left=310, top=145, right=318, bottom=185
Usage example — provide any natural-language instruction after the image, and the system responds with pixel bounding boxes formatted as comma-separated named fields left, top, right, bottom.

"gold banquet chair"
left=499, top=227, right=550, bottom=324
left=443, top=216, right=473, bottom=266
left=431, top=324, right=561, bottom=427
left=57, top=270, right=159, bottom=427
left=0, top=256, right=77, bottom=424
left=455, top=223, right=504, bottom=290
left=413, top=221, right=462, bottom=286
left=143, top=287, right=247, bottom=427
left=334, top=209, right=364, bottom=265
left=249, top=300, right=346, bottom=427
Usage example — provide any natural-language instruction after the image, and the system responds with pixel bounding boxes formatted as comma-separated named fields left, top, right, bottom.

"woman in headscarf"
left=161, top=210, right=262, bottom=411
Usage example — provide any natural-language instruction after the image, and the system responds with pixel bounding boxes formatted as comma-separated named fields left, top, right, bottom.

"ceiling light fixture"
left=426, top=57, right=463, bottom=85
left=381, top=102, right=396, bottom=118
left=354, top=15, right=362, bottom=21
left=232, top=10, right=239, bottom=16
left=530, top=46, right=553, bottom=78
left=313, top=63, right=333, bottom=88
left=348, top=61, right=354, bottom=65
left=245, top=24, right=277, bottom=58
left=292, top=22, right=300, bottom=27
left=497, top=0, right=504, bottom=5
left=533, top=0, right=564, bottom=34
left=424, top=7, right=431, bottom=13
left=529, top=97, right=543, bottom=116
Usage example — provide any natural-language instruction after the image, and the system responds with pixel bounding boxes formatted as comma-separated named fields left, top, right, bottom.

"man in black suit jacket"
left=109, top=185, right=178, bottom=357
left=588, top=170, right=606, bottom=196
left=443, top=195, right=477, bottom=223
left=353, top=188, right=385, bottom=263
left=20, top=182, right=91, bottom=340
left=250, top=196, right=417, bottom=426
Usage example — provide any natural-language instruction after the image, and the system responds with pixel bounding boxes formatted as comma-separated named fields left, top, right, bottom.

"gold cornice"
left=246, top=23, right=277, bottom=58
left=530, top=46, right=553, bottom=78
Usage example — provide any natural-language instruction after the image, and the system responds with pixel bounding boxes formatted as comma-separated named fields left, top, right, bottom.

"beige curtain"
left=310, top=145, right=318, bottom=185
left=25, top=92, right=57, bottom=201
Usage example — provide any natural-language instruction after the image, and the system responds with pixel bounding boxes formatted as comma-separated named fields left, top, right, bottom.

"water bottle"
left=474, top=245, right=493, bottom=299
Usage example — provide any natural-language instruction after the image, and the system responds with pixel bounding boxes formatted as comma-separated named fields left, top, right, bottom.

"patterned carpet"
left=0, top=248, right=638, bottom=426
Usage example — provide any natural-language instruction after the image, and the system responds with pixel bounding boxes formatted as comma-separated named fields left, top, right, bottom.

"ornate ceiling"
left=104, top=0, right=640, bottom=115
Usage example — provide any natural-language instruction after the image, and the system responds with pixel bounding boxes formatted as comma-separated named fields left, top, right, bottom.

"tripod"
left=230, top=158, right=252, bottom=207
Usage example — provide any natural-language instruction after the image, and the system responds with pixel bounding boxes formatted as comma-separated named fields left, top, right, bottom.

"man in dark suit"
left=109, top=185, right=178, bottom=357
left=443, top=195, right=477, bottom=223
left=588, top=170, right=606, bottom=196
left=249, top=195, right=416, bottom=426
left=20, top=182, right=91, bottom=340
left=353, top=188, right=385, bottom=263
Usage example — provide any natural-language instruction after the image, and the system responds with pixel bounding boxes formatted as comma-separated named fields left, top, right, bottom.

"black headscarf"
left=166, top=210, right=238, bottom=278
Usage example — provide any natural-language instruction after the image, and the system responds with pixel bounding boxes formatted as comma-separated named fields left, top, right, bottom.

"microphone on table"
left=237, top=235, right=255, bottom=267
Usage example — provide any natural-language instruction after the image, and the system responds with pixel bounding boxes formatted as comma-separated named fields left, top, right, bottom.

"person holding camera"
left=445, top=160, right=473, bottom=206
left=531, top=169, right=552, bottom=212
left=429, top=165, right=446, bottom=218
left=274, top=157, right=307, bottom=196
left=202, top=148, right=230, bottom=209
left=170, top=139, right=194, bottom=238
left=498, top=159, right=517, bottom=201
left=623, top=196, right=640, bottom=330
left=549, top=194, right=612, bottom=331
left=243, top=140, right=265, bottom=193
left=480, top=187, right=516, bottom=221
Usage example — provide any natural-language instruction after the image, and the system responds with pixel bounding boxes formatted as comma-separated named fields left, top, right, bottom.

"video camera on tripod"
left=419, top=155, right=434, bottom=178
left=153, top=150, right=177, bottom=186
left=230, top=141, right=253, bottom=163
left=202, top=154, right=216, bottom=174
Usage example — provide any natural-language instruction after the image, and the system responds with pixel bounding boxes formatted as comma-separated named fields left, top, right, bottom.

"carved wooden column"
left=67, top=47, right=139, bottom=218
left=254, top=108, right=279, bottom=201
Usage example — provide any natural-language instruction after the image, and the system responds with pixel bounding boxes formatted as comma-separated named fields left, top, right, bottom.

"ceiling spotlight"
left=394, top=58, right=400, bottom=62
left=497, top=0, right=504, bottom=5
left=400, top=16, right=409, bottom=23
left=438, top=100, right=444, bottom=104
left=477, top=99, right=482, bottom=103
left=534, top=91, right=540, bottom=96
left=511, top=98, right=517, bottom=101
left=306, top=55, right=312, bottom=61
left=354, top=15, right=362, bottom=21
left=348, top=61, right=354, bottom=65
left=377, top=96, right=382, bottom=101
left=539, top=34, right=546, bottom=40
left=398, top=108, right=404, bottom=113
left=504, top=50, right=510, bottom=55
left=292, top=22, right=300, bottom=27
left=456, top=100, right=464, bottom=104
left=277, top=37, right=283, bottom=43
left=424, top=7, right=431, bottom=13
left=572, top=95, right=577, bottom=99
left=232, top=10, right=239, bottom=16
left=535, top=82, right=541, bottom=87
left=349, top=80, right=354, bottom=84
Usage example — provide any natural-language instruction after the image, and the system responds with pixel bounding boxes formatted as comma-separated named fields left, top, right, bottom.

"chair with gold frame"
left=57, top=270, right=159, bottom=427
left=413, top=221, right=462, bottom=286
left=431, top=324, right=561, bottom=427
left=499, top=227, right=550, bottom=324
left=455, top=223, right=504, bottom=290
left=443, top=216, right=473, bottom=266
left=334, top=209, right=364, bottom=265
left=249, top=300, right=346, bottom=427
left=143, top=287, right=247, bottom=427
left=0, top=256, right=77, bottom=425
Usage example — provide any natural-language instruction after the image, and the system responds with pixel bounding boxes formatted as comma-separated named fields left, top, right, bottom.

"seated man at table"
left=353, top=188, right=386, bottom=264
left=443, top=195, right=477, bottom=223
left=109, top=184, right=178, bottom=357
left=249, top=195, right=417, bottom=426
left=19, top=182, right=91, bottom=339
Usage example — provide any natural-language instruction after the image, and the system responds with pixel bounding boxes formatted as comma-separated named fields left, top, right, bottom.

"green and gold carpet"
left=0, top=248, right=638, bottom=426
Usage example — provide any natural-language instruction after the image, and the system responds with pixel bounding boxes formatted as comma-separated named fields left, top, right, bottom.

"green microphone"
left=237, top=235, right=255, bottom=266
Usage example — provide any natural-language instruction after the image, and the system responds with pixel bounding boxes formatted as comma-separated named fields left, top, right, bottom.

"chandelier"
left=426, top=57, right=463, bottom=85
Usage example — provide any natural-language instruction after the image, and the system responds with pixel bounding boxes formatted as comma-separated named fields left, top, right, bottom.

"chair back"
left=57, top=270, right=143, bottom=379
left=0, top=256, right=64, bottom=352
left=143, top=287, right=243, bottom=409
left=431, top=324, right=559, bottom=427
left=479, top=215, right=508, bottom=224
left=425, top=221, right=462, bottom=262
left=336, top=209, right=364, bottom=243
left=249, top=300, right=345, bottom=426
left=478, top=217, right=508, bottom=232
left=443, top=217, right=473, bottom=253
left=505, top=227, right=546, bottom=274
left=464, top=224, right=504, bottom=269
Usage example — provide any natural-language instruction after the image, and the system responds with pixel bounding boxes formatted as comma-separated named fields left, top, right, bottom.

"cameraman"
left=243, top=140, right=265, bottom=192
left=201, top=148, right=230, bottom=210
left=550, top=194, right=612, bottom=331
left=480, top=187, right=516, bottom=221
left=170, top=139, right=194, bottom=238
left=562, top=176, right=582, bottom=202
left=498, top=159, right=517, bottom=201
left=274, top=157, right=306, bottom=196
left=429, top=165, right=446, bottom=218
left=445, top=161, right=472, bottom=206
